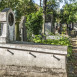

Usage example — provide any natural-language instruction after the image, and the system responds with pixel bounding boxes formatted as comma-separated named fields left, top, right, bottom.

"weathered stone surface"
left=0, top=65, right=67, bottom=77
left=19, top=16, right=27, bottom=41
left=0, top=43, right=67, bottom=77
left=0, top=12, right=6, bottom=22
left=45, top=22, right=51, bottom=35
left=0, top=8, right=15, bottom=43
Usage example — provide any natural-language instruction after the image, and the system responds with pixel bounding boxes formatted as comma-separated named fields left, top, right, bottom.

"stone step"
left=72, top=49, right=77, bottom=52
left=71, top=38, right=77, bottom=40
left=72, top=44, right=77, bottom=46
left=68, top=38, right=77, bottom=77
left=71, top=42, right=77, bottom=45
left=72, top=46, right=77, bottom=48
left=72, top=54, right=77, bottom=57
left=71, top=41, right=77, bottom=43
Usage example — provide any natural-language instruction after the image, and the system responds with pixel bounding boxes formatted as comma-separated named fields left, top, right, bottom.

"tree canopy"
left=59, top=2, right=77, bottom=24
left=0, top=0, right=37, bottom=20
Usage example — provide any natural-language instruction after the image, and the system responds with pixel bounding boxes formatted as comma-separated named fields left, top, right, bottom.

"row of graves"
left=0, top=8, right=67, bottom=77
left=46, top=13, right=77, bottom=38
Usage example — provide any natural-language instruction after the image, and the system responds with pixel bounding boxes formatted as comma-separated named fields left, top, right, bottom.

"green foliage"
left=49, top=32, right=55, bottom=35
left=0, top=0, right=37, bottom=21
left=26, top=9, right=43, bottom=35
left=67, top=46, right=72, bottom=57
left=33, top=35, right=42, bottom=43
left=26, top=9, right=43, bottom=41
left=33, top=35, right=72, bottom=56
left=62, top=26, right=67, bottom=34
left=46, top=0, right=58, bottom=22
left=33, top=35, right=70, bottom=46
left=60, top=2, right=77, bottom=24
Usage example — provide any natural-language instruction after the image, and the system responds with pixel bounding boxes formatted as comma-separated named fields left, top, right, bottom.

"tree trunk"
left=40, top=0, right=41, bottom=7
left=66, top=23, right=69, bottom=35
left=59, top=23, right=62, bottom=34
left=42, top=0, right=47, bottom=34
left=51, top=15, right=53, bottom=33
left=51, top=14, right=55, bottom=34
left=72, top=22, right=74, bottom=30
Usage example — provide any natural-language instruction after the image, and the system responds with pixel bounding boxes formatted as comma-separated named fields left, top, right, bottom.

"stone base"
left=0, top=37, right=7, bottom=43
left=0, top=65, right=67, bottom=77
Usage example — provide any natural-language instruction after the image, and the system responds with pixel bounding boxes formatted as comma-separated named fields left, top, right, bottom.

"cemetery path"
left=67, top=38, right=77, bottom=77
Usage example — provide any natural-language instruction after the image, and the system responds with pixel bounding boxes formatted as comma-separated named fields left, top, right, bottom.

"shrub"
left=26, top=9, right=43, bottom=41
left=33, top=35, right=70, bottom=45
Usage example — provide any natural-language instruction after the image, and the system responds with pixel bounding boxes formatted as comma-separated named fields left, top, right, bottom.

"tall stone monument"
left=0, top=8, right=15, bottom=43
left=19, top=16, right=27, bottom=41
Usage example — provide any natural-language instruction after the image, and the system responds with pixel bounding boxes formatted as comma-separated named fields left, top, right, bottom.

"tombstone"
left=45, top=22, right=51, bottom=35
left=19, top=16, right=27, bottom=41
left=0, top=8, right=15, bottom=43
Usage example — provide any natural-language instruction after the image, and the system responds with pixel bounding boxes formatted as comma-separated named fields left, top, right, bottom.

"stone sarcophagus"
left=0, top=43, right=67, bottom=77
left=0, top=8, right=15, bottom=43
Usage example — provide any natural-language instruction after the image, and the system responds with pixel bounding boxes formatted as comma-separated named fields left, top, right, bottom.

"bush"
left=26, top=9, right=43, bottom=41
left=33, top=35, right=70, bottom=45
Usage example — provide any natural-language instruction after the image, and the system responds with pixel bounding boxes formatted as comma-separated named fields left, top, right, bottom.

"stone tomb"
left=0, top=8, right=15, bottom=43
left=0, top=8, right=67, bottom=77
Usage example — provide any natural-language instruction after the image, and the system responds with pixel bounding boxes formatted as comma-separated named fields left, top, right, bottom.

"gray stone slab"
left=0, top=12, right=6, bottom=22
left=46, top=35, right=62, bottom=40
left=0, top=43, right=67, bottom=55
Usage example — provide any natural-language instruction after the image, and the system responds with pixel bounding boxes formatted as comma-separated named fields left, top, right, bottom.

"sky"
left=34, top=0, right=65, bottom=9
left=34, top=0, right=40, bottom=5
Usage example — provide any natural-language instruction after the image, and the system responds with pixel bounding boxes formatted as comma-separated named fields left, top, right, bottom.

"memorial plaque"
left=0, top=12, right=6, bottom=22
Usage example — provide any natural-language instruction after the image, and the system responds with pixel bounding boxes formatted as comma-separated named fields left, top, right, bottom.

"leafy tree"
left=46, top=0, right=63, bottom=33
left=60, top=2, right=77, bottom=24
left=0, top=0, right=37, bottom=20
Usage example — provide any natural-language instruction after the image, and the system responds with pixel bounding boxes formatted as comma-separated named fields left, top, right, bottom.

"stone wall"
left=0, top=43, right=67, bottom=77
